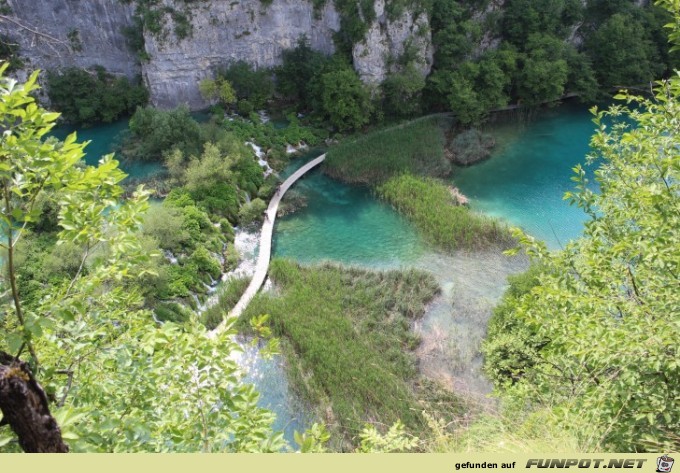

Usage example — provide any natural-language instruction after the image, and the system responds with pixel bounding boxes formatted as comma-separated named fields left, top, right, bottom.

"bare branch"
left=0, top=15, right=68, bottom=46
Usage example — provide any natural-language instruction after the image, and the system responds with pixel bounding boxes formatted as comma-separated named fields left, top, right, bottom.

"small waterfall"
left=246, top=141, right=274, bottom=178
left=164, top=250, right=178, bottom=264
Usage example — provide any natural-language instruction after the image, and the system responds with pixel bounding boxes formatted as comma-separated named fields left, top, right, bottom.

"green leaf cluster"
left=46, top=66, right=148, bottom=126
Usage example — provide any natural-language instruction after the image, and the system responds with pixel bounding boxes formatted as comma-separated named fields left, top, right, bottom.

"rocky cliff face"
left=1, top=0, right=433, bottom=110
left=1, top=0, right=140, bottom=79
left=142, top=0, right=341, bottom=109
left=352, top=0, right=433, bottom=85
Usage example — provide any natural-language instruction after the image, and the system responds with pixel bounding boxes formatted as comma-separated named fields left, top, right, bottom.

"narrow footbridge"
left=211, top=153, right=326, bottom=334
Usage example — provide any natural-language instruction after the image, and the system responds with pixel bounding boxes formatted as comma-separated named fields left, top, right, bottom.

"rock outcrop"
left=352, top=0, right=433, bottom=85
left=2, top=0, right=140, bottom=79
left=142, top=0, right=340, bottom=109
left=1, top=0, right=433, bottom=109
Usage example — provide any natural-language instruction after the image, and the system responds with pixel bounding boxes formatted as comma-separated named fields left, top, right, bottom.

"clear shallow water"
left=47, top=104, right=601, bottom=439
left=272, top=103, right=598, bottom=403
left=273, top=166, right=427, bottom=267
left=453, top=102, right=598, bottom=249
left=236, top=340, right=315, bottom=444
left=50, top=119, right=164, bottom=180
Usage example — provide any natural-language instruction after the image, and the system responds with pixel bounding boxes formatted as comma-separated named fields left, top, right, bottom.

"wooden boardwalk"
left=211, top=153, right=326, bottom=334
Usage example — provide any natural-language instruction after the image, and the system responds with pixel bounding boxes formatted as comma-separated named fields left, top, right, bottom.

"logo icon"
left=657, top=455, right=674, bottom=473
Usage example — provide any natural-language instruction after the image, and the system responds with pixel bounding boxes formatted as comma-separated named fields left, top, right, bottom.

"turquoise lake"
left=50, top=101, right=602, bottom=442
left=50, top=119, right=165, bottom=180
left=453, top=102, right=599, bottom=249
left=271, top=101, right=600, bottom=398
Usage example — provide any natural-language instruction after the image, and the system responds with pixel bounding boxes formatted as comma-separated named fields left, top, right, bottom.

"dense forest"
left=0, top=0, right=678, bottom=454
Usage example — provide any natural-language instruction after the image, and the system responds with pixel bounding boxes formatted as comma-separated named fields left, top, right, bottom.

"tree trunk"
left=0, top=351, right=68, bottom=453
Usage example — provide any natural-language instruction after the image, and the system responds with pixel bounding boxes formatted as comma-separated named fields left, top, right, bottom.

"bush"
left=234, top=156, right=265, bottom=196
left=141, top=205, right=192, bottom=253
left=154, top=302, right=191, bottom=324
left=126, top=106, right=202, bottom=161
left=189, top=247, right=222, bottom=280
left=318, top=67, right=373, bottom=132
left=219, top=219, right=235, bottom=242
left=191, top=183, right=240, bottom=222
left=238, top=198, right=267, bottom=225
left=224, top=242, right=239, bottom=272
left=46, top=66, right=148, bottom=125
left=218, top=61, right=273, bottom=110
left=450, top=129, right=496, bottom=166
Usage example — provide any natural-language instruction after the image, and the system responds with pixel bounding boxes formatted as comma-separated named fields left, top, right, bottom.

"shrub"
left=238, top=198, right=267, bottom=225
left=126, top=106, right=202, bottom=161
left=188, top=247, right=222, bottom=280
left=218, top=61, right=274, bottom=110
left=141, top=205, right=192, bottom=253
left=46, top=66, right=148, bottom=125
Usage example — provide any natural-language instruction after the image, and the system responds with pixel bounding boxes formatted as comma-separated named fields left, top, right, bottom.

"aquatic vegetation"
left=241, top=260, right=442, bottom=445
left=323, top=115, right=452, bottom=184
left=376, top=174, right=513, bottom=251
left=201, top=277, right=251, bottom=330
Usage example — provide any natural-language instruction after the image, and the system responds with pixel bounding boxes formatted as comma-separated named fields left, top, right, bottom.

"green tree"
left=46, top=66, right=148, bottom=126
left=126, top=106, right=202, bottom=161
left=219, top=61, right=274, bottom=110
left=586, top=13, right=662, bottom=88
left=276, top=36, right=330, bottom=109
left=0, top=67, right=285, bottom=453
left=485, top=22, right=680, bottom=450
left=199, top=77, right=236, bottom=107
left=318, top=68, right=373, bottom=132
left=381, top=64, right=425, bottom=118
left=516, top=34, right=569, bottom=105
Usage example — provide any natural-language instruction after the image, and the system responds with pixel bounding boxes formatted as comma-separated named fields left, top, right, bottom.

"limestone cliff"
left=1, top=0, right=140, bottom=79
left=0, top=0, right=433, bottom=109
left=352, top=0, right=433, bottom=85
left=142, top=0, right=340, bottom=109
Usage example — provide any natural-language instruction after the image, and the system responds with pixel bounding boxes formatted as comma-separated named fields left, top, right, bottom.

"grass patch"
left=377, top=174, right=513, bottom=251
left=200, top=276, right=251, bottom=330
left=323, top=115, right=453, bottom=184
left=240, top=259, right=441, bottom=445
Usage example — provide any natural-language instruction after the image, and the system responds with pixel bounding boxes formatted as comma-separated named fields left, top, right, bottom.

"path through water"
left=54, top=102, right=601, bottom=441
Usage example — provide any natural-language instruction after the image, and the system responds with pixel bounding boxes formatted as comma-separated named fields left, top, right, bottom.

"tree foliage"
left=484, top=56, right=680, bottom=452
left=126, top=106, right=202, bottom=161
left=46, top=66, right=148, bottom=126
left=0, top=67, right=285, bottom=452
left=318, top=68, right=373, bottom=132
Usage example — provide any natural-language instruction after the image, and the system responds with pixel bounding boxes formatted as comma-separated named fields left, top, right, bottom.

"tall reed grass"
left=241, top=260, right=441, bottom=443
left=323, top=116, right=452, bottom=184
left=377, top=174, right=513, bottom=251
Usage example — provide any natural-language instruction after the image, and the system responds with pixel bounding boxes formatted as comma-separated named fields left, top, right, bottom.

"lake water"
left=272, top=101, right=599, bottom=402
left=55, top=102, right=601, bottom=444
left=453, top=102, right=599, bottom=249
left=50, top=119, right=164, bottom=180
